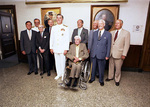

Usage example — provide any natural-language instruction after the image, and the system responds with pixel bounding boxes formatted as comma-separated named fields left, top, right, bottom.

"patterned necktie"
left=114, top=31, right=118, bottom=41
left=98, top=31, right=101, bottom=40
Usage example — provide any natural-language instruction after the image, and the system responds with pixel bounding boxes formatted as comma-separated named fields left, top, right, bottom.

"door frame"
left=140, top=2, right=150, bottom=71
left=0, top=5, right=19, bottom=61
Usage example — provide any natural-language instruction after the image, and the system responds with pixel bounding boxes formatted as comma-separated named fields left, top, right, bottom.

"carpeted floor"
left=0, top=63, right=150, bottom=107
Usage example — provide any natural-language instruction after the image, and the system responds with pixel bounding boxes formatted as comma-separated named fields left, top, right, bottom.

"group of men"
left=20, top=13, right=130, bottom=87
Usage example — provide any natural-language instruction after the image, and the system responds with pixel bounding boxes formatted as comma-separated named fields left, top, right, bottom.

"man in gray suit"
left=20, top=21, right=38, bottom=75
left=88, top=20, right=98, bottom=52
left=89, top=19, right=112, bottom=86
left=72, top=19, right=88, bottom=44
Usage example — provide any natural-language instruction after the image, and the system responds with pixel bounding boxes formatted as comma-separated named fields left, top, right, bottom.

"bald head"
left=93, top=20, right=98, bottom=30
left=115, top=19, right=123, bottom=30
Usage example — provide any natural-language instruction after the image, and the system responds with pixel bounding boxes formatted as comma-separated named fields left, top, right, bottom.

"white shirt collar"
left=98, top=29, right=105, bottom=36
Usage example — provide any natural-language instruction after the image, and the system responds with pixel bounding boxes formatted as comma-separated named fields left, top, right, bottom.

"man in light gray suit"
left=72, top=19, right=88, bottom=44
left=105, top=19, right=130, bottom=86
left=89, top=19, right=112, bottom=86
left=20, top=21, right=38, bottom=75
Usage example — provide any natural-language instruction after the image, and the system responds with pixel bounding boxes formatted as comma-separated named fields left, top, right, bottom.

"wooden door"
left=0, top=11, right=16, bottom=59
left=140, top=3, right=150, bottom=71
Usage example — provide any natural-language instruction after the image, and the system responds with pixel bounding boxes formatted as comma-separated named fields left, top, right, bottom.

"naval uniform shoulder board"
left=63, top=24, right=68, bottom=27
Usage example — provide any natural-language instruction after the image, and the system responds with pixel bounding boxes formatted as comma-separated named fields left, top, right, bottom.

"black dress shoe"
left=89, top=80, right=94, bottom=83
left=47, top=72, right=51, bottom=76
left=27, top=71, right=32, bottom=75
left=40, top=72, right=43, bottom=76
left=100, top=82, right=104, bottom=86
left=105, top=78, right=113, bottom=81
left=115, top=82, right=119, bottom=86
left=35, top=72, right=38, bottom=75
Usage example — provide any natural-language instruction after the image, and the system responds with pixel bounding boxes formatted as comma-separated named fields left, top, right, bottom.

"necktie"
left=28, top=30, right=31, bottom=40
left=98, top=31, right=101, bottom=40
left=49, top=27, right=51, bottom=35
left=41, top=33, right=43, bottom=38
left=114, top=31, right=118, bottom=41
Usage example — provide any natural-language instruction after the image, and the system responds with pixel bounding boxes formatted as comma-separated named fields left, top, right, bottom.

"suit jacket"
left=72, top=28, right=88, bottom=43
left=90, top=30, right=112, bottom=59
left=44, top=26, right=52, bottom=34
left=110, top=29, right=130, bottom=58
left=88, top=29, right=98, bottom=50
left=36, top=31, right=50, bottom=54
left=66, top=43, right=89, bottom=61
left=20, top=30, right=37, bottom=54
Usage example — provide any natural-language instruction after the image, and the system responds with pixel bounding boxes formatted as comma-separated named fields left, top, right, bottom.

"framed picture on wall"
left=41, top=7, right=61, bottom=27
left=90, top=5, right=119, bottom=31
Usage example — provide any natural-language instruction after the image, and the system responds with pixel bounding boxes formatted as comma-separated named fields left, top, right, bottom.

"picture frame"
left=90, top=5, right=120, bottom=31
left=41, top=7, right=61, bottom=27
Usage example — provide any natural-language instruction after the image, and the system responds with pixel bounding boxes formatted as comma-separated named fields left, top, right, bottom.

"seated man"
left=66, top=36, right=89, bottom=87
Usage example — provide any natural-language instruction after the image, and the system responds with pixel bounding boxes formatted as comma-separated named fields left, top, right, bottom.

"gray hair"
left=38, top=24, right=44, bottom=28
left=74, top=35, right=81, bottom=40
left=99, top=19, right=105, bottom=25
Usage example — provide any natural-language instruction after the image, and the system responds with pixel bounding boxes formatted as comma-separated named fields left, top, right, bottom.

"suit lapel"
left=115, top=29, right=123, bottom=43
left=80, top=28, right=84, bottom=37
left=25, top=30, right=30, bottom=41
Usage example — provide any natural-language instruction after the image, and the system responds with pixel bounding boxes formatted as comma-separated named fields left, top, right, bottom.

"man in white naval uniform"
left=50, top=14, right=70, bottom=80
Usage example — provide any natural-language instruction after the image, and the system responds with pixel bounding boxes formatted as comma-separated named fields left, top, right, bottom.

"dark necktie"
left=114, top=31, right=118, bottom=41
left=49, top=27, right=51, bottom=35
left=98, top=31, right=101, bottom=40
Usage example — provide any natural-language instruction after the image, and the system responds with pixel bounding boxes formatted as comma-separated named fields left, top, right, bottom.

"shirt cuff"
left=79, top=58, right=82, bottom=60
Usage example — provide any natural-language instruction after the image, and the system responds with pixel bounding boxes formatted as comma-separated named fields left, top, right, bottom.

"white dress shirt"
left=27, top=29, right=32, bottom=40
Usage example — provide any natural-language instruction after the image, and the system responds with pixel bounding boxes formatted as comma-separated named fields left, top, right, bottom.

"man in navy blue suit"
left=89, top=19, right=112, bottom=86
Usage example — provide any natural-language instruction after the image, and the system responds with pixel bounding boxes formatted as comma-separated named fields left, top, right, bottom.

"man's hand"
left=73, top=56, right=79, bottom=63
left=22, top=51, right=26, bottom=55
left=39, top=48, right=45, bottom=53
left=121, top=55, right=126, bottom=60
left=105, top=57, right=109, bottom=60
left=50, top=49, right=53, bottom=54
left=64, top=50, right=67, bottom=55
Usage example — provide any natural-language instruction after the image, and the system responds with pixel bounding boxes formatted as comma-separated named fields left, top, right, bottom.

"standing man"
left=89, top=19, right=111, bottom=86
left=88, top=20, right=99, bottom=78
left=72, top=19, right=88, bottom=44
left=32, top=18, right=40, bottom=69
left=45, top=19, right=55, bottom=71
left=20, top=21, right=38, bottom=75
left=32, top=18, right=40, bottom=32
left=50, top=14, right=70, bottom=80
left=36, top=24, right=50, bottom=76
left=105, top=19, right=130, bottom=86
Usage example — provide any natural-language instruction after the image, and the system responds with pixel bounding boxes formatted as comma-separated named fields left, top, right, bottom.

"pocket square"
left=44, top=36, right=46, bottom=38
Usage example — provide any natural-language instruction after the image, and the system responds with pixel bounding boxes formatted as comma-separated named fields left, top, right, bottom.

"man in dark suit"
left=36, top=24, right=50, bottom=76
left=20, top=21, right=38, bottom=75
left=72, top=19, right=88, bottom=44
left=89, top=19, right=112, bottom=86
left=44, top=19, right=55, bottom=71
